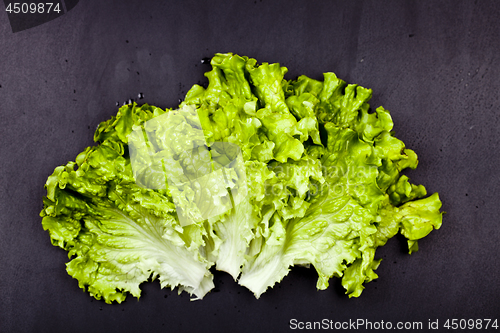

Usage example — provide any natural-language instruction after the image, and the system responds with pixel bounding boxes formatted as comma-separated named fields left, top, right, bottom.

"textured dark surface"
left=1, top=1, right=499, bottom=332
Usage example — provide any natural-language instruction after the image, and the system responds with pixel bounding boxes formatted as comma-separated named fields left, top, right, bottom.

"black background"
left=1, top=1, right=499, bottom=332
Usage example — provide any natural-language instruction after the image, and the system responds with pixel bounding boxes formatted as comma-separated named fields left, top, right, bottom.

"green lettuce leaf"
left=41, top=52, right=443, bottom=302
left=41, top=105, right=214, bottom=303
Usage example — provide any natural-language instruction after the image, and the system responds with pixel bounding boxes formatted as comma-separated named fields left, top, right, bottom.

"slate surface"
left=1, top=1, right=499, bottom=332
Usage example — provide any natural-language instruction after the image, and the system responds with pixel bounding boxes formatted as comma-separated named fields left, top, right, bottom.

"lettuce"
left=41, top=53, right=443, bottom=303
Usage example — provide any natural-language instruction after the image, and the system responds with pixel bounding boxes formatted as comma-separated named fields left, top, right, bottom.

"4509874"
left=5, top=2, right=61, bottom=14
left=443, top=318, right=498, bottom=330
